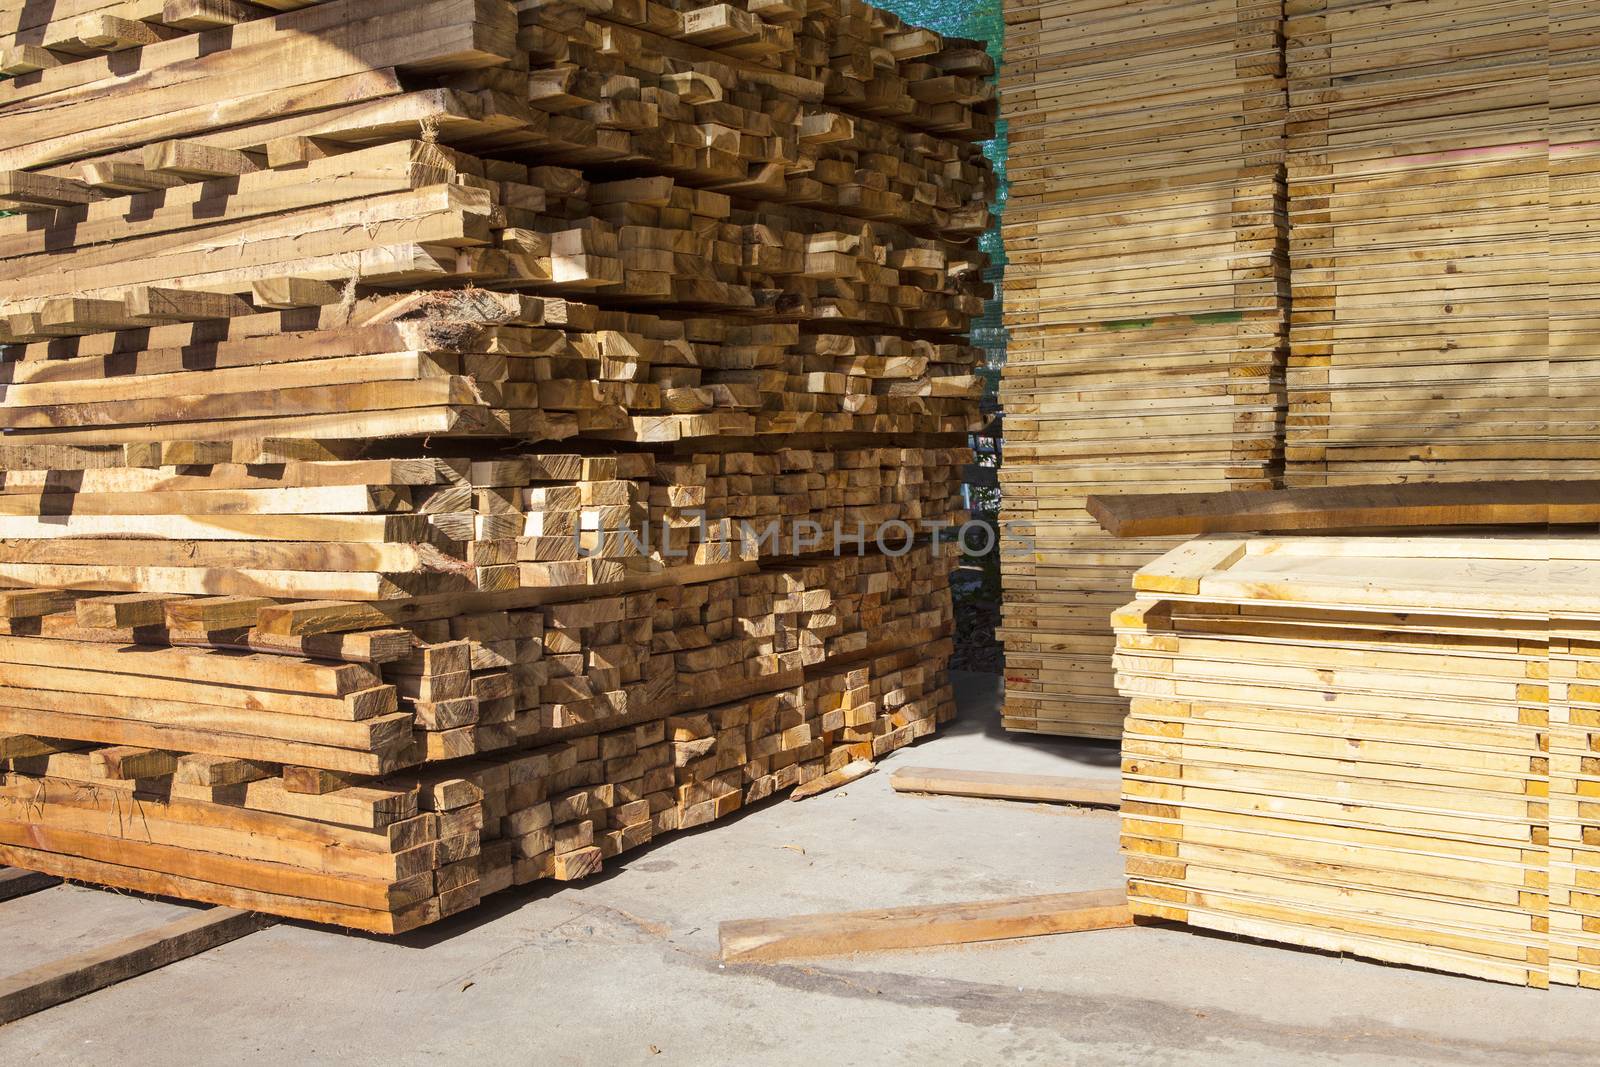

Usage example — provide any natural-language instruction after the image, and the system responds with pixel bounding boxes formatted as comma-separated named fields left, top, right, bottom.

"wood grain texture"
left=889, top=767, right=1121, bottom=808
left=1118, top=533, right=1590, bottom=988
left=0, top=0, right=990, bottom=935
left=1089, top=481, right=1600, bottom=538
left=996, top=0, right=1290, bottom=740
left=720, top=889, right=1133, bottom=961
left=789, top=759, right=876, bottom=801
left=0, top=907, right=270, bottom=1025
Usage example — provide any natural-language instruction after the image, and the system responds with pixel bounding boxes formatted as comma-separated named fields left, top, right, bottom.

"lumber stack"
left=1551, top=3, right=1600, bottom=961
left=0, top=2, right=332, bottom=77
left=1282, top=0, right=1578, bottom=484
left=1553, top=0, right=1600, bottom=470
left=994, top=0, right=1288, bottom=737
left=1114, top=534, right=1600, bottom=989
left=1552, top=610, right=1600, bottom=990
left=0, top=0, right=991, bottom=931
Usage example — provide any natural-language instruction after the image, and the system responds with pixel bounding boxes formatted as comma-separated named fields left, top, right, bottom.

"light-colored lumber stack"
left=995, top=0, right=1288, bottom=737
left=1552, top=0, right=1599, bottom=468
left=0, top=1, right=336, bottom=78
left=1551, top=619, right=1600, bottom=989
left=1282, top=0, right=1575, bottom=485
left=0, top=0, right=990, bottom=931
left=1114, top=534, right=1598, bottom=988
left=1548, top=3, right=1600, bottom=986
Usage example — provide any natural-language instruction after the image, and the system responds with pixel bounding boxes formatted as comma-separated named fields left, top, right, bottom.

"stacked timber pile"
left=1551, top=0, right=1600, bottom=991
left=1553, top=0, right=1599, bottom=464
left=1552, top=611, right=1600, bottom=990
left=1114, top=534, right=1594, bottom=989
left=994, top=0, right=1288, bottom=737
left=0, top=0, right=993, bottom=932
left=1283, top=0, right=1573, bottom=485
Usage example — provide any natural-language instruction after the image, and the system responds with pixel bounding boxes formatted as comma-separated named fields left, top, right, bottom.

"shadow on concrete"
left=943, top=669, right=1121, bottom=768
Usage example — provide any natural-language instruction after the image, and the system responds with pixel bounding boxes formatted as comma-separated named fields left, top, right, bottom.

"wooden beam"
left=163, top=595, right=274, bottom=631
left=77, top=593, right=188, bottom=630
left=81, top=162, right=188, bottom=194
left=0, top=46, right=64, bottom=76
left=252, top=277, right=343, bottom=309
left=50, top=15, right=166, bottom=56
left=143, top=140, right=263, bottom=180
left=162, top=0, right=272, bottom=31
left=0, top=171, right=104, bottom=208
left=90, top=746, right=178, bottom=781
left=720, top=889, right=1133, bottom=961
left=40, top=296, right=146, bottom=333
left=125, top=286, right=255, bottom=322
left=1086, top=480, right=1595, bottom=538
left=0, top=867, right=61, bottom=903
left=0, top=907, right=270, bottom=1026
left=789, top=759, right=875, bottom=801
left=0, top=736, right=85, bottom=760
left=889, top=767, right=1121, bottom=808
left=264, top=135, right=347, bottom=168
left=0, top=589, right=82, bottom=620
left=282, top=767, right=364, bottom=795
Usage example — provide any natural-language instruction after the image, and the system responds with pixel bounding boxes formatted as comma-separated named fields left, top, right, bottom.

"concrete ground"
left=0, top=671, right=1586, bottom=1065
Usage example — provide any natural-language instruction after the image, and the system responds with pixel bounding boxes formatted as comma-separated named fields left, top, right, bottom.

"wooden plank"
left=0, top=735, right=84, bottom=760
left=0, top=0, right=517, bottom=172
left=0, top=170, right=104, bottom=208
left=889, top=767, right=1122, bottom=808
left=0, top=705, right=408, bottom=775
left=0, top=907, right=270, bottom=1026
left=719, top=889, right=1134, bottom=961
left=125, top=286, right=255, bottom=321
left=76, top=593, right=188, bottom=629
left=0, top=867, right=62, bottom=902
left=0, top=45, right=63, bottom=75
left=1088, top=481, right=1599, bottom=538
left=161, top=0, right=274, bottom=31
left=252, top=277, right=343, bottom=308
left=90, top=746, right=177, bottom=779
left=0, top=843, right=434, bottom=934
left=789, top=759, right=875, bottom=801
left=143, top=140, right=263, bottom=179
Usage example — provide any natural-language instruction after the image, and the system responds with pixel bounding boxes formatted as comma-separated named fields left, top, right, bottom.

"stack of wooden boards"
left=999, top=0, right=1599, bottom=739
left=0, top=0, right=993, bottom=931
left=995, top=0, right=1289, bottom=737
left=1552, top=607, right=1600, bottom=989
left=1116, top=534, right=1600, bottom=989
left=1284, top=0, right=1587, bottom=484
left=1553, top=0, right=1599, bottom=464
